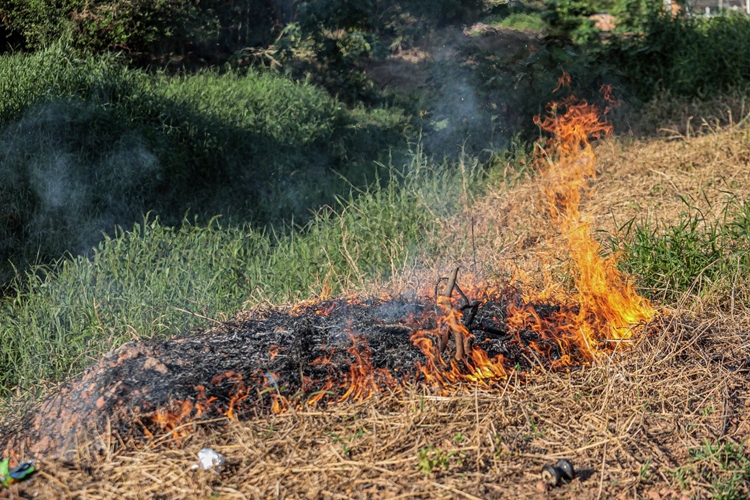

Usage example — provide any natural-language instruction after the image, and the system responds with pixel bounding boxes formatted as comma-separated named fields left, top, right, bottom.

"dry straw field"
left=5, top=119, right=750, bottom=499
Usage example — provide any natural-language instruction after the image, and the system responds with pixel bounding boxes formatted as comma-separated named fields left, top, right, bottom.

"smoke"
left=422, top=73, right=504, bottom=159
left=0, top=99, right=162, bottom=268
left=374, top=296, right=422, bottom=323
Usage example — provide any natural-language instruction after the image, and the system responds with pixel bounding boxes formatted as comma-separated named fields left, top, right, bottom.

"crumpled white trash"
left=191, top=448, right=225, bottom=473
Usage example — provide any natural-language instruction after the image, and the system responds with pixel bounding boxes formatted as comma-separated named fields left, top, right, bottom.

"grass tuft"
left=612, top=197, right=750, bottom=306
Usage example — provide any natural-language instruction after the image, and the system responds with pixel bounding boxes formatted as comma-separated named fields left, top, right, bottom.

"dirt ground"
left=4, top=314, right=749, bottom=499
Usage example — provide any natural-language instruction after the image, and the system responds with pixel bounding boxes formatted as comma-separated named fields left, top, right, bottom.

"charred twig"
left=434, top=277, right=448, bottom=306
left=454, top=283, right=481, bottom=327
left=461, top=301, right=480, bottom=327
left=444, top=267, right=459, bottom=297
left=436, top=267, right=473, bottom=361
left=454, top=283, right=470, bottom=308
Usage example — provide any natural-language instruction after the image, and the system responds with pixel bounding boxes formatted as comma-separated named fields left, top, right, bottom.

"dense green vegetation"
left=0, top=0, right=484, bottom=71
left=609, top=14, right=750, bottom=99
left=0, top=152, right=484, bottom=396
left=0, top=44, right=411, bottom=285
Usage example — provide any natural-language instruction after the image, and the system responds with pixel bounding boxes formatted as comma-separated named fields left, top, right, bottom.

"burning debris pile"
left=1, top=281, right=623, bottom=459
left=1, top=76, right=658, bottom=460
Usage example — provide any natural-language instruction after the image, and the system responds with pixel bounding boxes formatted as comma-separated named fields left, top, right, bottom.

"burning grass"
left=6, top=312, right=750, bottom=499
left=0, top=80, right=666, bottom=457
left=2, top=82, right=750, bottom=497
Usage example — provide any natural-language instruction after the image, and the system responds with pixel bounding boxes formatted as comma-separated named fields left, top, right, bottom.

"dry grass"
left=4, top=125, right=750, bottom=499
left=6, top=313, right=749, bottom=499
left=422, top=119, right=750, bottom=293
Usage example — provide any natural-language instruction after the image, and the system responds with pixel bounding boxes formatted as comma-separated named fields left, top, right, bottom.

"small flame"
left=151, top=399, right=194, bottom=442
left=411, top=294, right=509, bottom=389
left=268, top=345, right=280, bottom=361
left=211, top=371, right=250, bottom=421
left=339, top=331, right=397, bottom=402
left=194, top=384, right=217, bottom=418
left=271, top=394, right=288, bottom=414
left=308, top=380, right=334, bottom=407
left=311, top=353, right=335, bottom=367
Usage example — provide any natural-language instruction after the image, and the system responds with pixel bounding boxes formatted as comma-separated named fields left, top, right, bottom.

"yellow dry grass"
left=4, top=125, right=750, bottom=499
left=422, top=120, right=750, bottom=295
left=7, top=313, right=749, bottom=500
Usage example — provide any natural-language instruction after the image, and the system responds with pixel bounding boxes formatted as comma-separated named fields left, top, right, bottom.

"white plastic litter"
left=191, top=448, right=225, bottom=472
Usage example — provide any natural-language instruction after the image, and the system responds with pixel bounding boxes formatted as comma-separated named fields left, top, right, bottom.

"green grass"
left=679, top=441, right=750, bottom=500
left=612, top=197, right=750, bottom=304
left=495, top=12, right=547, bottom=31
left=0, top=152, right=484, bottom=396
left=0, top=43, right=411, bottom=286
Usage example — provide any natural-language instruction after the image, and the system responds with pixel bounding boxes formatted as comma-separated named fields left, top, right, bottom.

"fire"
left=534, top=76, right=656, bottom=353
left=268, top=345, right=280, bottom=361
left=211, top=371, right=251, bottom=421
left=412, top=77, right=655, bottom=384
left=339, top=331, right=397, bottom=402
left=308, top=380, right=333, bottom=407
left=151, top=399, right=195, bottom=442
left=146, top=78, right=656, bottom=442
left=194, top=384, right=218, bottom=418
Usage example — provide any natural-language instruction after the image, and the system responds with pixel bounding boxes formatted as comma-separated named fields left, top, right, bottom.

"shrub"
left=0, top=0, right=293, bottom=64
left=609, top=12, right=750, bottom=99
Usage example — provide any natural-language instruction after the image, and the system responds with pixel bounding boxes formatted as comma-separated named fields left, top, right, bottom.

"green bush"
left=497, top=12, right=548, bottom=31
left=610, top=13, right=750, bottom=99
left=0, top=0, right=293, bottom=64
left=543, top=0, right=600, bottom=42
left=0, top=45, right=411, bottom=286
left=0, top=0, right=486, bottom=66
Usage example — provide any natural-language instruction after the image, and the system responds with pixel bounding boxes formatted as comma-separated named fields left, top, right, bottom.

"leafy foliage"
left=0, top=0, right=292, bottom=64
left=610, top=13, right=750, bottom=99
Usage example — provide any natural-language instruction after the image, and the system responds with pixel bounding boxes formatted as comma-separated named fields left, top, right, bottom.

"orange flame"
left=412, top=82, right=655, bottom=386
left=152, top=399, right=194, bottom=442
left=339, top=331, right=397, bottom=402
left=211, top=371, right=250, bottom=421
left=308, top=380, right=334, bottom=407
left=268, top=345, right=280, bottom=361
left=535, top=85, right=656, bottom=353
left=149, top=81, right=656, bottom=440
left=194, top=384, right=218, bottom=418
left=411, top=294, right=508, bottom=389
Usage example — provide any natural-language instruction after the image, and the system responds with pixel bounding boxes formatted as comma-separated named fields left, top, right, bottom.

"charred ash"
left=1, top=279, right=598, bottom=460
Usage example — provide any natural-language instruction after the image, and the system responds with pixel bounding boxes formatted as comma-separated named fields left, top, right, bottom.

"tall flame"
left=534, top=77, right=656, bottom=355
left=412, top=78, right=656, bottom=385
